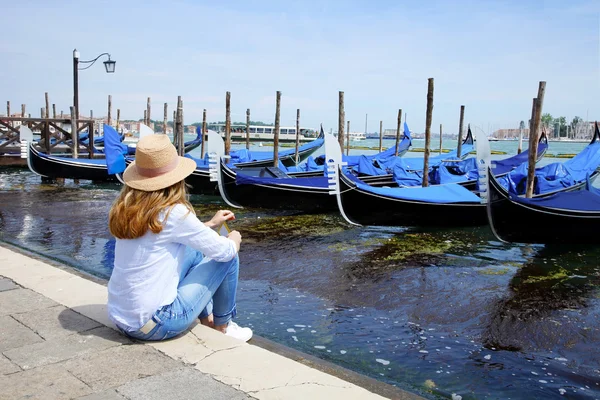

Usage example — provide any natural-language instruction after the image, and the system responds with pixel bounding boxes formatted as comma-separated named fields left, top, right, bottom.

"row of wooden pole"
left=335, top=80, right=546, bottom=196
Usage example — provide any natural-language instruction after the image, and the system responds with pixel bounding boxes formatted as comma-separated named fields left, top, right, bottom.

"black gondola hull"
left=487, top=173, right=600, bottom=244
left=220, top=162, right=336, bottom=212
left=28, top=144, right=116, bottom=181
left=339, top=172, right=488, bottom=227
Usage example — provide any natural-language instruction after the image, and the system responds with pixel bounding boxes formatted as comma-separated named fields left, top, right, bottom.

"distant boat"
left=207, top=123, right=315, bottom=143
left=347, top=132, right=367, bottom=141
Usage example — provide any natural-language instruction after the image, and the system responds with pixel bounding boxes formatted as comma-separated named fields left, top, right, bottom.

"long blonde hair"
left=109, top=180, right=195, bottom=239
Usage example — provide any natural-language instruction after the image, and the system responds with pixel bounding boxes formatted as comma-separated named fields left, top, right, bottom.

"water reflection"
left=483, top=245, right=600, bottom=352
left=2, top=167, right=600, bottom=399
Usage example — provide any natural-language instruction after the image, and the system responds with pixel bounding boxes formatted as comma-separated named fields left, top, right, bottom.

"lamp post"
left=72, top=49, right=116, bottom=119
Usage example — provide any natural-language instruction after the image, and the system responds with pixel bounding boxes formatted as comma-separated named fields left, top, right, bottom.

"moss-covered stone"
left=478, top=267, right=512, bottom=275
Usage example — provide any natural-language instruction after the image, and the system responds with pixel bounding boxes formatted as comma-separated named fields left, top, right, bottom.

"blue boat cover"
left=512, top=175, right=600, bottom=212
left=235, top=170, right=329, bottom=188
left=104, top=124, right=127, bottom=174
left=283, top=156, right=324, bottom=173
left=491, top=140, right=548, bottom=176
left=345, top=171, right=481, bottom=203
left=500, top=141, right=600, bottom=195
left=348, top=122, right=412, bottom=171
left=190, top=132, right=324, bottom=166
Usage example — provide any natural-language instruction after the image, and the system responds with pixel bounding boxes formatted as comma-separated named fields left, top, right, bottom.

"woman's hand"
left=205, top=210, right=235, bottom=230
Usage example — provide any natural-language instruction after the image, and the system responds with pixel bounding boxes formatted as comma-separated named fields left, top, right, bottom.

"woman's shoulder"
left=166, top=203, right=194, bottom=220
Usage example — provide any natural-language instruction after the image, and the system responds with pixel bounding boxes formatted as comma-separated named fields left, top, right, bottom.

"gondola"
left=327, top=126, right=597, bottom=228
left=25, top=124, right=156, bottom=181
left=359, top=126, right=474, bottom=186
left=486, top=169, right=600, bottom=245
left=329, top=130, right=488, bottom=226
left=187, top=128, right=326, bottom=169
left=209, top=131, right=336, bottom=212
left=496, top=122, right=600, bottom=196
left=209, top=126, right=413, bottom=211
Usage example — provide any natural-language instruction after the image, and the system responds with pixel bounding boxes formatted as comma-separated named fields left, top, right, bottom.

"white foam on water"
left=294, top=324, right=306, bottom=328
left=531, top=371, right=539, bottom=376
left=419, top=350, right=429, bottom=354
left=287, top=328, right=296, bottom=333
left=340, top=350, right=347, bottom=354
left=445, top=347, right=451, bottom=350
left=420, top=336, right=427, bottom=340
left=555, top=357, right=568, bottom=362
left=484, top=355, right=491, bottom=360
left=314, top=345, right=326, bottom=349
left=376, top=358, right=390, bottom=365
left=539, top=380, right=548, bottom=384
left=310, top=330, right=316, bottom=333
left=559, top=388, right=566, bottom=395
left=292, top=336, right=298, bottom=342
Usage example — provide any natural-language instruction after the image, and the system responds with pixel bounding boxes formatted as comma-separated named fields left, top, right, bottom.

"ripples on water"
left=1, top=162, right=599, bottom=399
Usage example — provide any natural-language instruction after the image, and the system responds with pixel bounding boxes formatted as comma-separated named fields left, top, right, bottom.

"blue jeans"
left=123, top=247, right=239, bottom=341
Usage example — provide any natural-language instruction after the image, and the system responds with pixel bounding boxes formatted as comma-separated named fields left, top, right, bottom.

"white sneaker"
left=225, top=321, right=253, bottom=342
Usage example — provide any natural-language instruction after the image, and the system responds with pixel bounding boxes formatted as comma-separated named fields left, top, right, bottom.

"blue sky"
left=1, top=0, right=598, bottom=134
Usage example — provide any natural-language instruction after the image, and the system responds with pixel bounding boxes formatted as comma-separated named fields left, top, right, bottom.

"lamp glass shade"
left=103, top=60, right=116, bottom=73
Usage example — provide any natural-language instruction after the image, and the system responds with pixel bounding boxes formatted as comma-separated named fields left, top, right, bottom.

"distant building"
left=493, top=128, right=530, bottom=139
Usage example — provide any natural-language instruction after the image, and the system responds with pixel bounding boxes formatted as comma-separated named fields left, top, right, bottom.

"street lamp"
left=72, top=48, right=116, bottom=119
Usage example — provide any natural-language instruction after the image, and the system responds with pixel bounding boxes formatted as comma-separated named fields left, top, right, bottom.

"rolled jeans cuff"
left=213, top=305, right=237, bottom=326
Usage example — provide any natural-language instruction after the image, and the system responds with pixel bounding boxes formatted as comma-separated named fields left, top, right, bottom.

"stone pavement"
left=0, top=244, right=423, bottom=400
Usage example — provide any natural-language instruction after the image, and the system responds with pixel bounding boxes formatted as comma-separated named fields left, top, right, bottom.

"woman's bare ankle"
left=214, top=323, right=227, bottom=333
left=200, top=314, right=214, bottom=328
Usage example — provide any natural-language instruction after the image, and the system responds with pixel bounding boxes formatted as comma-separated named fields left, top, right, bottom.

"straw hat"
left=123, top=134, right=196, bottom=191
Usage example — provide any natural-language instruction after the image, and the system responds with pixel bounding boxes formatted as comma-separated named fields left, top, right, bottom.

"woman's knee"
left=230, top=254, right=239, bottom=271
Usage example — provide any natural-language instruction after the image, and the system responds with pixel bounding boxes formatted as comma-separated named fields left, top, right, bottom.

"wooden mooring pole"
left=163, top=103, right=168, bottom=134
left=338, top=91, right=345, bottom=152
left=6, top=101, right=10, bottom=128
left=21, top=104, right=25, bottom=118
left=346, top=120, right=350, bottom=156
left=273, top=91, right=281, bottom=167
left=246, top=108, right=251, bottom=151
left=144, top=110, right=147, bottom=126
left=525, top=81, right=546, bottom=198
left=71, top=106, right=79, bottom=159
left=379, top=121, right=383, bottom=152
left=422, top=78, right=434, bottom=187
left=176, top=96, right=184, bottom=155
left=147, top=97, right=151, bottom=126
left=457, top=105, right=465, bottom=157
left=107, top=95, right=112, bottom=126
left=201, top=109, right=207, bottom=157
left=116, top=109, right=121, bottom=132
left=225, top=92, right=231, bottom=156
left=395, top=109, right=402, bottom=156
left=45, top=93, right=49, bottom=119
left=518, top=121, right=524, bottom=154
left=295, top=109, right=300, bottom=163
left=52, top=104, right=56, bottom=119
left=439, top=124, right=443, bottom=155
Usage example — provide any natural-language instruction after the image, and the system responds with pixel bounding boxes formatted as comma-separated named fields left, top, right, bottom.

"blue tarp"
left=491, top=140, right=548, bottom=176
left=500, top=141, right=600, bottom=195
left=188, top=130, right=325, bottom=167
left=348, top=122, right=412, bottom=170
left=235, top=170, right=329, bottom=188
left=514, top=175, right=600, bottom=212
left=104, top=124, right=127, bottom=174
left=345, top=171, right=481, bottom=203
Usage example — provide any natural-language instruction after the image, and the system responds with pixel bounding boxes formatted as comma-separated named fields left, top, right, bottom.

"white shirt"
left=107, top=204, right=237, bottom=331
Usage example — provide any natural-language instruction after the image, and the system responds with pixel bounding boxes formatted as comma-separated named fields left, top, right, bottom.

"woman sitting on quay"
left=106, top=134, right=252, bottom=342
